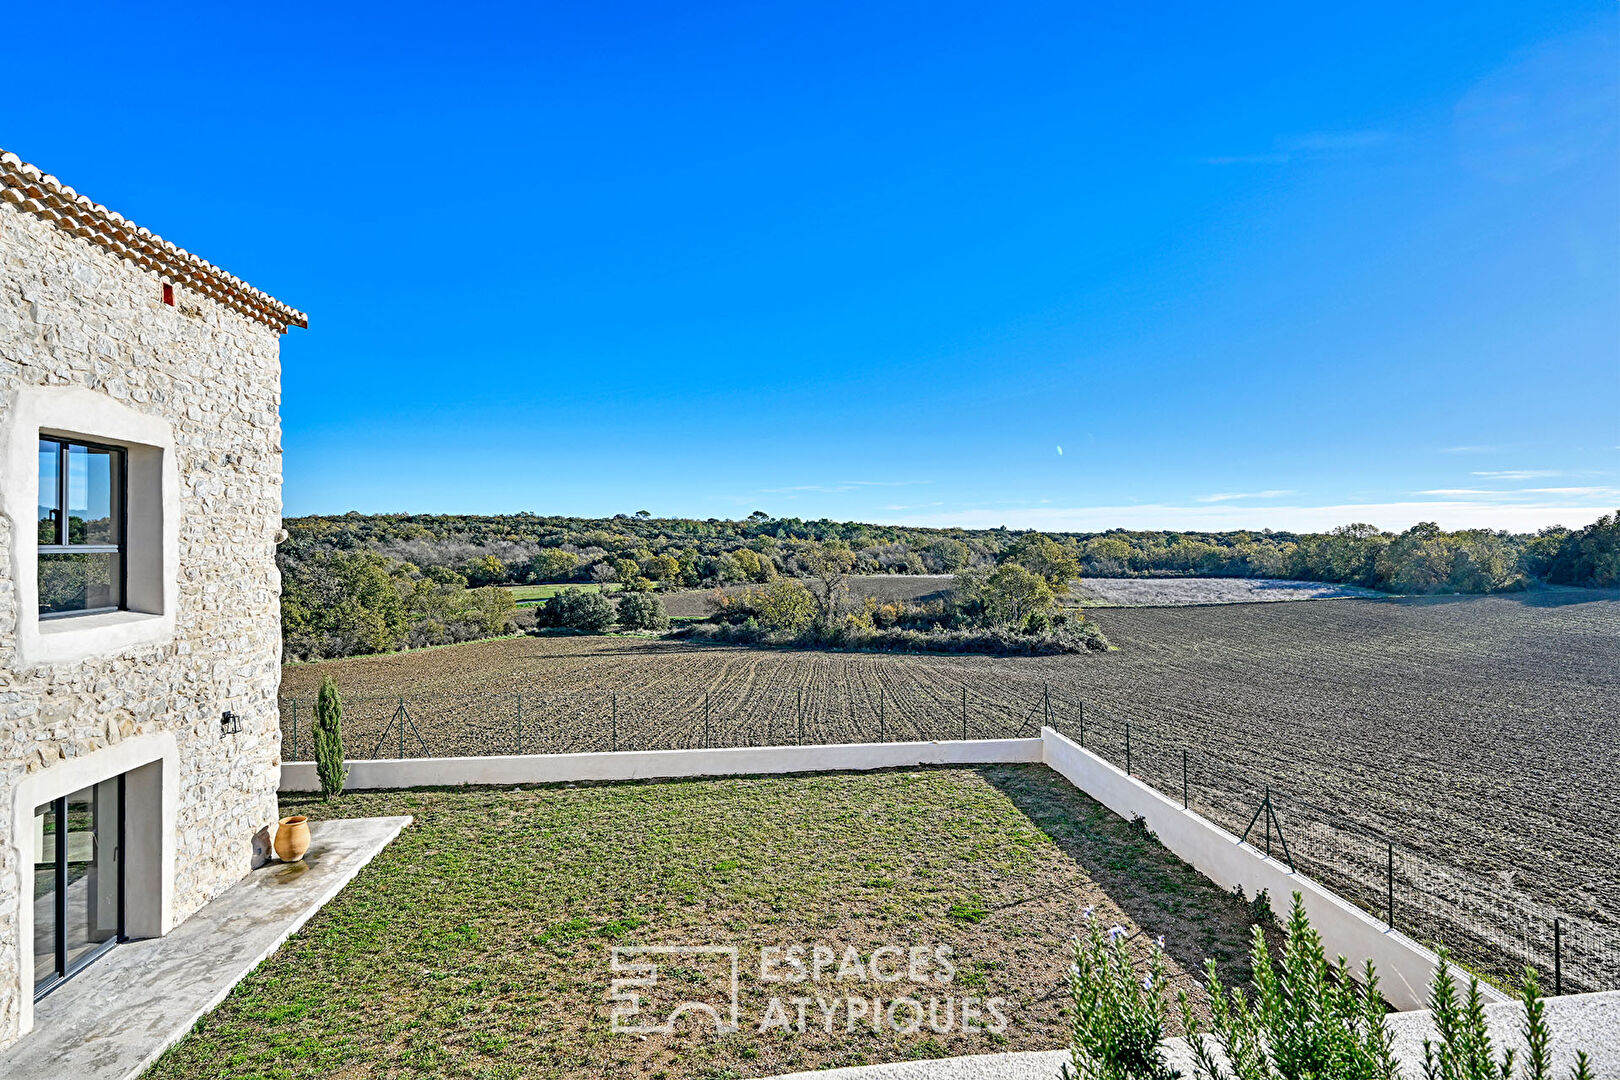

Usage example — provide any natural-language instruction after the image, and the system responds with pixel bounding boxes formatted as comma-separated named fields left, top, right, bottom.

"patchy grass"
left=144, top=766, right=1268, bottom=1080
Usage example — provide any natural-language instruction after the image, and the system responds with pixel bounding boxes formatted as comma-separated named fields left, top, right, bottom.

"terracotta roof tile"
left=1, top=147, right=307, bottom=333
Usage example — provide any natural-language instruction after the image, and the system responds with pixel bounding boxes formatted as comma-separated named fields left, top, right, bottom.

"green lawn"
left=145, top=766, right=1266, bottom=1080
left=501, top=582, right=621, bottom=605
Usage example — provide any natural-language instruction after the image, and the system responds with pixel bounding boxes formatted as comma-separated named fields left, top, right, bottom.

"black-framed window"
left=37, top=437, right=127, bottom=618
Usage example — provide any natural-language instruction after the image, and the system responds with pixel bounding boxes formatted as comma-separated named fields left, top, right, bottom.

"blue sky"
left=7, top=2, right=1617, bottom=532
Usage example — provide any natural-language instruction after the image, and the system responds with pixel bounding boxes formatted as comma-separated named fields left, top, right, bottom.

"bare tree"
left=801, top=542, right=856, bottom=628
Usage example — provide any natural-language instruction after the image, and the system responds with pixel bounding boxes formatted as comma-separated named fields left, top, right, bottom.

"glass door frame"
left=33, top=774, right=125, bottom=1001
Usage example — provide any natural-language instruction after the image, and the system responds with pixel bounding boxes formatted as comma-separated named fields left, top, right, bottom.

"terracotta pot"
left=273, top=815, right=311, bottom=862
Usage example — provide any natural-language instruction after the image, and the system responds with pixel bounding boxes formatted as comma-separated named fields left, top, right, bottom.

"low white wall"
left=1039, top=727, right=1504, bottom=1011
left=279, top=729, right=1503, bottom=1012
left=280, top=738, right=1046, bottom=792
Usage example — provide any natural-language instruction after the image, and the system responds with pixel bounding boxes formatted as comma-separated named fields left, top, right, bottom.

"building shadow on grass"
left=975, top=762, right=1273, bottom=1001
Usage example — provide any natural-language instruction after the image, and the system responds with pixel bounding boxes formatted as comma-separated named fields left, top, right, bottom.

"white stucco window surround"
left=6, top=732, right=178, bottom=1037
left=1, top=384, right=179, bottom=666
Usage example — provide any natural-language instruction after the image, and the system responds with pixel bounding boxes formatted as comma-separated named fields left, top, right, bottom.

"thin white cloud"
left=1417, top=486, right=1620, bottom=501
left=886, top=501, right=1614, bottom=534
left=1439, top=445, right=1496, bottom=454
left=1525, top=486, right=1620, bottom=497
left=1196, top=489, right=1296, bottom=503
left=1472, top=469, right=1560, bottom=480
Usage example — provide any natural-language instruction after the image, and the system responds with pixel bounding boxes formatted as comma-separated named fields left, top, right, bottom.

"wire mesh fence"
left=280, top=683, right=1619, bottom=996
left=1038, top=687, right=1620, bottom=997
left=279, top=685, right=1050, bottom=762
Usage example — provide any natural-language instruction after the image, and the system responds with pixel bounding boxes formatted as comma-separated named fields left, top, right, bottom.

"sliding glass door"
left=33, top=776, right=124, bottom=998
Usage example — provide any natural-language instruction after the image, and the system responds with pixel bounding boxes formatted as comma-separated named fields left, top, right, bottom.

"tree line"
left=278, top=510, right=1620, bottom=660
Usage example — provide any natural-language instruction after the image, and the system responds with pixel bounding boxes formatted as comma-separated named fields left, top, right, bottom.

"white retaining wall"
left=279, top=738, right=1046, bottom=792
left=1039, top=727, right=1504, bottom=1010
left=280, top=730, right=1504, bottom=1011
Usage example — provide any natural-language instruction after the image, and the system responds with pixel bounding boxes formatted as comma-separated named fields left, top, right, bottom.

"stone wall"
left=0, top=199, right=285, bottom=1045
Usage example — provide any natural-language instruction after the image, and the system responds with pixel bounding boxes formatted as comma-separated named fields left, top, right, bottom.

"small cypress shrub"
left=312, top=676, right=348, bottom=800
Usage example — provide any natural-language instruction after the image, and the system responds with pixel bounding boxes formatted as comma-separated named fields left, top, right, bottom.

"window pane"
left=34, top=802, right=59, bottom=991
left=64, top=780, right=120, bottom=972
left=38, top=440, right=60, bottom=545
left=39, top=552, right=121, bottom=615
left=67, top=444, right=120, bottom=546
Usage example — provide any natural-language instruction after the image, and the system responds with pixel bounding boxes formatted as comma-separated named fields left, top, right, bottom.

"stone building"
left=0, top=147, right=305, bottom=1047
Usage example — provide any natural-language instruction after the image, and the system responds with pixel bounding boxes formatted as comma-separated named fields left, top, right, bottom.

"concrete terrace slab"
left=0, top=816, right=411, bottom=1080
left=764, top=1049, right=1069, bottom=1080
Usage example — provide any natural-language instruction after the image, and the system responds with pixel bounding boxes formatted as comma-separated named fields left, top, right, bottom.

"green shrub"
left=1061, top=918, right=1177, bottom=1080
left=311, top=676, right=348, bottom=800
left=535, top=587, right=615, bottom=633
left=677, top=619, right=1109, bottom=656
left=1246, top=887, right=1275, bottom=930
left=1060, top=892, right=1594, bottom=1080
left=1186, top=894, right=1396, bottom=1079
left=616, top=591, right=670, bottom=631
left=709, top=579, right=818, bottom=631
left=1420, top=960, right=1593, bottom=1080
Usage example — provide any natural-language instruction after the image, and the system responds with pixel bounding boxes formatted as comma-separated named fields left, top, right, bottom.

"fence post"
left=612, top=693, right=618, bottom=753
left=516, top=693, right=523, bottom=756
left=797, top=688, right=804, bottom=746
left=1182, top=749, right=1188, bottom=809
left=878, top=689, right=885, bottom=743
left=704, top=691, right=710, bottom=749
left=1264, top=785, right=1272, bottom=859
left=1124, top=721, right=1131, bottom=775
left=1387, top=842, right=1395, bottom=929
left=1078, top=700, right=1085, bottom=747
left=1043, top=683, right=1051, bottom=728
left=1554, top=918, right=1562, bottom=995
left=961, top=686, right=968, bottom=741
left=289, top=697, right=298, bottom=760
left=399, top=697, right=406, bottom=760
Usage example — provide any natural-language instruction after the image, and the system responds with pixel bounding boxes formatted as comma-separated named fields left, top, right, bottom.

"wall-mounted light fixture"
left=221, top=710, right=241, bottom=736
